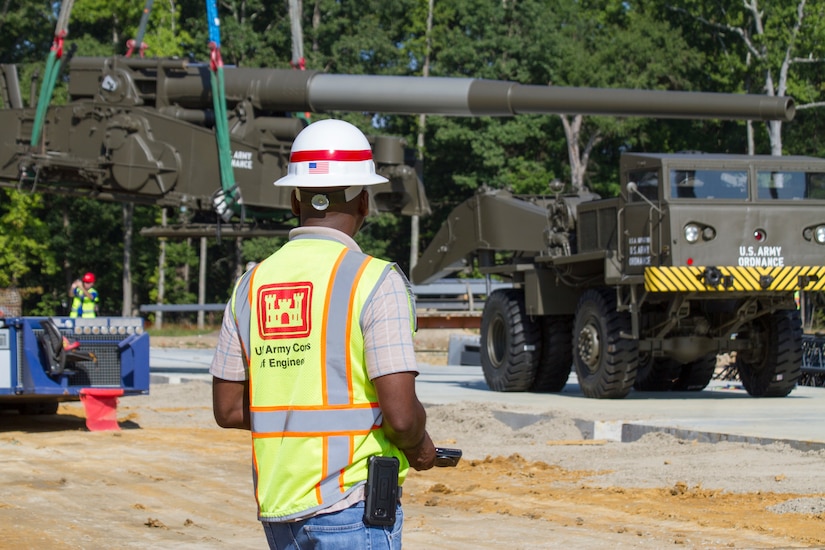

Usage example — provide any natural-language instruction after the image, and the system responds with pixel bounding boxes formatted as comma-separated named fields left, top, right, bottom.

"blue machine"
left=0, top=316, right=150, bottom=414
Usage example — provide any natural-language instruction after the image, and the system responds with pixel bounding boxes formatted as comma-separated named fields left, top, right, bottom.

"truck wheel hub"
left=578, top=325, right=601, bottom=371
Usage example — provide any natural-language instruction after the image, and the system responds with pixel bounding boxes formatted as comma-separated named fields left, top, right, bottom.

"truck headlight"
left=816, top=225, right=825, bottom=244
left=684, top=223, right=700, bottom=243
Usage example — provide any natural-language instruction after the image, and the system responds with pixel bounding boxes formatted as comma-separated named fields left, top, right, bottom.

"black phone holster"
left=363, top=456, right=399, bottom=526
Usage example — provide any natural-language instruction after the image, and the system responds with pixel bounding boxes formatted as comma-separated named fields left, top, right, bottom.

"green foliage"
left=0, top=190, right=59, bottom=288
left=0, top=2, right=55, bottom=62
left=68, top=0, right=194, bottom=55
left=1, top=0, right=823, bottom=313
left=243, top=237, right=286, bottom=265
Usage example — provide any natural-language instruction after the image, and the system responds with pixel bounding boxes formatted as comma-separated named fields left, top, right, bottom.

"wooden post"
left=155, top=208, right=167, bottom=330
left=198, top=237, right=207, bottom=330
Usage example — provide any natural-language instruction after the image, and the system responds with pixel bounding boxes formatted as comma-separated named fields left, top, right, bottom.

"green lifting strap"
left=31, top=0, right=74, bottom=147
left=206, top=1, right=242, bottom=222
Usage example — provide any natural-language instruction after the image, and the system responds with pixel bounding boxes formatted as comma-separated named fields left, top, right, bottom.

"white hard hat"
left=273, top=119, right=389, bottom=189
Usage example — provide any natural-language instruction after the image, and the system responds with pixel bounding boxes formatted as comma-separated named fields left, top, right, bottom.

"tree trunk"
left=184, top=237, right=191, bottom=288
left=411, top=0, right=434, bottom=271
left=289, top=0, right=304, bottom=65
left=62, top=205, right=72, bottom=312
left=236, top=236, right=243, bottom=280
left=198, top=237, right=207, bottom=330
left=560, top=114, right=602, bottom=193
left=156, top=208, right=167, bottom=330
left=312, top=1, right=320, bottom=53
left=122, top=202, right=134, bottom=316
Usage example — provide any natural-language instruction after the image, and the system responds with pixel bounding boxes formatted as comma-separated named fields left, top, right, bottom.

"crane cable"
left=206, top=0, right=242, bottom=222
left=126, top=0, right=155, bottom=58
left=31, top=0, right=74, bottom=147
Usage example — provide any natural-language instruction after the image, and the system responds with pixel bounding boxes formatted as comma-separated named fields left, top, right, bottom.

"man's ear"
left=290, top=189, right=300, bottom=216
left=358, top=189, right=370, bottom=217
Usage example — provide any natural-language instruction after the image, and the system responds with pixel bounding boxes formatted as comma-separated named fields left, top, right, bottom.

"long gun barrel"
left=69, top=56, right=794, bottom=122
left=0, top=54, right=794, bottom=236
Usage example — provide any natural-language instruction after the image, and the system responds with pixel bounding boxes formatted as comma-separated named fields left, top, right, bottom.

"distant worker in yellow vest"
left=210, top=119, right=436, bottom=549
left=69, top=272, right=99, bottom=318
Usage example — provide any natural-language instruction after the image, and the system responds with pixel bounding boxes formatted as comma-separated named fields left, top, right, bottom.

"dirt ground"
left=2, top=330, right=825, bottom=549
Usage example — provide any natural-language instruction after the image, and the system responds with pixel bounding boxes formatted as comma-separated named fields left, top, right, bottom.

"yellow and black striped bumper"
left=645, top=266, right=825, bottom=292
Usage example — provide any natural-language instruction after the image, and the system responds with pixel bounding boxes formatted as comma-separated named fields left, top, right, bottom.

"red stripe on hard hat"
left=290, top=149, right=373, bottom=163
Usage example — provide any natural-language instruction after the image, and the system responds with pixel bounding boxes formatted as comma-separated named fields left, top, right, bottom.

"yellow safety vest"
left=231, top=236, right=412, bottom=520
left=70, top=286, right=98, bottom=318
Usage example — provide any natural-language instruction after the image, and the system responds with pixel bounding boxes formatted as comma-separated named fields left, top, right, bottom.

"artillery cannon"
left=0, top=54, right=794, bottom=235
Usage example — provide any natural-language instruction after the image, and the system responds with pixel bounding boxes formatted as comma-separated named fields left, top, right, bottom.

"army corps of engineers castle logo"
left=257, top=282, right=313, bottom=339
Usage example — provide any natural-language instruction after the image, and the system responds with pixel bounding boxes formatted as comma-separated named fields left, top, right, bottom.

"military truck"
left=412, top=152, right=825, bottom=399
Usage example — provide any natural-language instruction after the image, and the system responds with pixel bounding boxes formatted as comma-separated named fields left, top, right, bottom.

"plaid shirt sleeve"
left=209, top=301, right=248, bottom=381
left=362, top=267, right=419, bottom=380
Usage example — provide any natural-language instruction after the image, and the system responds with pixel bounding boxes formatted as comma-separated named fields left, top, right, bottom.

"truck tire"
left=480, top=289, right=541, bottom=392
left=532, top=315, right=573, bottom=392
left=634, top=354, right=680, bottom=391
left=573, top=289, right=638, bottom=399
left=673, top=354, right=717, bottom=391
left=18, top=401, right=60, bottom=415
left=735, top=310, right=802, bottom=397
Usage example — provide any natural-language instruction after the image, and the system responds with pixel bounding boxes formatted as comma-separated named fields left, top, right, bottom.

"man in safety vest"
left=210, top=119, right=436, bottom=549
left=69, top=272, right=99, bottom=318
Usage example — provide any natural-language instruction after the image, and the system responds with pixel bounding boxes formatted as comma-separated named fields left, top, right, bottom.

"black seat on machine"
left=38, top=318, right=97, bottom=376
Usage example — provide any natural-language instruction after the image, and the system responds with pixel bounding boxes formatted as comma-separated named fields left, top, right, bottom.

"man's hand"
left=400, top=431, right=436, bottom=471
left=373, top=372, right=436, bottom=471
left=71, top=280, right=93, bottom=299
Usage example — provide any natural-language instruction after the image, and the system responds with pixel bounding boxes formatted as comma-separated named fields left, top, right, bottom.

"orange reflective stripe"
left=319, top=442, right=327, bottom=503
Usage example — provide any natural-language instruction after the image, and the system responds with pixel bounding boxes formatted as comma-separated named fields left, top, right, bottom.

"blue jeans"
left=262, top=501, right=403, bottom=550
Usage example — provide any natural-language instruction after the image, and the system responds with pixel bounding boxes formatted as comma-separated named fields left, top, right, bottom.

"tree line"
left=1, top=0, right=823, bottom=318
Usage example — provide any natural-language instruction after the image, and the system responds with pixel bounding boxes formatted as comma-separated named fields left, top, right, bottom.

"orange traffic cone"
left=79, top=388, right=124, bottom=431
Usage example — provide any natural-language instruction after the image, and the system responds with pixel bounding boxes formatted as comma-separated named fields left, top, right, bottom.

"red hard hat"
left=82, top=272, right=95, bottom=284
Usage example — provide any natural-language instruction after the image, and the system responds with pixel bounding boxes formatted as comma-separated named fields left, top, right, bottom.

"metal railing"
left=139, top=279, right=512, bottom=316
left=802, top=334, right=825, bottom=373
left=139, top=304, right=226, bottom=313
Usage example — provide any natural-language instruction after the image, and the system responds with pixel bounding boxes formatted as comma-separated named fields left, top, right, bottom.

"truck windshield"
left=627, top=170, right=659, bottom=202
left=756, top=171, right=825, bottom=201
left=669, top=169, right=748, bottom=200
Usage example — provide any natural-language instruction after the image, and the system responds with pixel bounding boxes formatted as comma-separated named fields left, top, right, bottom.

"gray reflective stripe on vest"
left=324, top=249, right=371, bottom=405
left=232, top=269, right=255, bottom=361
left=251, top=406, right=381, bottom=434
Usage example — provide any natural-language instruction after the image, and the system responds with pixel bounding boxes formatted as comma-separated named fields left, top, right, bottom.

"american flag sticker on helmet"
left=308, top=161, right=330, bottom=174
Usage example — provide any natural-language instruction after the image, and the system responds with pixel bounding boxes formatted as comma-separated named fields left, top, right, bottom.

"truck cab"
left=620, top=152, right=825, bottom=278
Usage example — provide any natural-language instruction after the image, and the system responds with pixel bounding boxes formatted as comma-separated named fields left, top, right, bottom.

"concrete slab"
left=411, top=364, right=825, bottom=449
left=149, top=347, right=825, bottom=450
